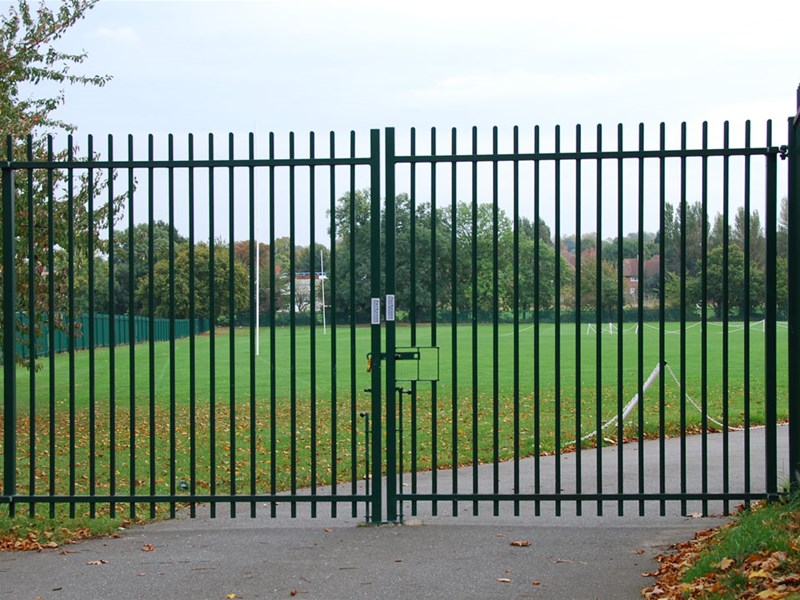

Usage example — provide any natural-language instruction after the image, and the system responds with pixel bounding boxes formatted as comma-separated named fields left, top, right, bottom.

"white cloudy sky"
left=43, top=0, right=798, bottom=137
left=8, top=0, right=800, bottom=239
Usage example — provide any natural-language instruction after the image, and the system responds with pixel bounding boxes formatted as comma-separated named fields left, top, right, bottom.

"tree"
left=136, top=243, right=249, bottom=322
left=579, top=254, right=618, bottom=316
left=330, top=190, right=373, bottom=317
left=732, top=207, right=765, bottom=269
left=1, top=0, right=117, bottom=367
left=661, top=201, right=707, bottom=278
left=112, top=221, right=187, bottom=315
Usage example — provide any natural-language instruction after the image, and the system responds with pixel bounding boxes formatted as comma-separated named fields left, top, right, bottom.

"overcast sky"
left=43, top=0, right=798, bottom=137
left=8, top=0, right=799, bottom=239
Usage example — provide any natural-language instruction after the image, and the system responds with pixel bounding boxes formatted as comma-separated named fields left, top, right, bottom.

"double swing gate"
left=3, top=95, right=800, bottom=523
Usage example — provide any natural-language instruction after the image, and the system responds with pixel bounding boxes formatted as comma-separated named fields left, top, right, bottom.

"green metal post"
left=369, top=129, right=383, bottom=523
left=2, top=144, right=16, bottom=512
left=789, top=85, right=800, bottom=490
left=385, top=128, right=398, bottom=522
left=765, top=123, right=778, bottom=499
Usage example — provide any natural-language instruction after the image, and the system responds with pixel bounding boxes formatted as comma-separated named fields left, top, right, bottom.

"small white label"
left=386, top=294, right=395, bottom=322
left=371, top=298, right=381, bottom=325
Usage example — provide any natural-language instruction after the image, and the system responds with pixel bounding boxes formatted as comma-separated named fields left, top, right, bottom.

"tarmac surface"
left=0, top=425, right=789, bottom=600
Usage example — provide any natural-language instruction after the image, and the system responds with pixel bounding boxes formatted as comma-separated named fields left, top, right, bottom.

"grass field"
left=0, top=320, right=789, bottom=519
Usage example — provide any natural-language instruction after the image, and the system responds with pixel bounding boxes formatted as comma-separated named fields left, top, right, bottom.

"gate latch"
left=394, top=346, right=439, bottom=382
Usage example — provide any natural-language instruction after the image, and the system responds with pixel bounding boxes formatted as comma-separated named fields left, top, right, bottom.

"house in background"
left=622, top=256, right=660, bottom=304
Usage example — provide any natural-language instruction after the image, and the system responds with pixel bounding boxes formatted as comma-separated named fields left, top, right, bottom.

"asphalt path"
left=0, top=425, right=789, bottom=600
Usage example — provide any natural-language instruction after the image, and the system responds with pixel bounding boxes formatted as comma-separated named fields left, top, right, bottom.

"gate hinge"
left=779, top=145, right=789, bottom=160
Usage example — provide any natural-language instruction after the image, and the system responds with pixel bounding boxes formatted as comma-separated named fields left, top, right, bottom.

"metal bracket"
left=779, top=145, right=789, bottom=160
left=394, top=346, right=439, bottom=382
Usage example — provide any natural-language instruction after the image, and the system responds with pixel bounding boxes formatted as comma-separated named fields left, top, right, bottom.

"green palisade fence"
left=9, top=313, right=210, bottom=360
left=1, top=87, right=799, bottom=523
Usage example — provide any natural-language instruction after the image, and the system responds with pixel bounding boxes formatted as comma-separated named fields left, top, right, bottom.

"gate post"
left=788, top=85, right=800, bottom=490
left=369, top=129, right=383, bottom=523
left=2, top=139, right=16, bottom=512
left=384, top=128, right=398, bottom=522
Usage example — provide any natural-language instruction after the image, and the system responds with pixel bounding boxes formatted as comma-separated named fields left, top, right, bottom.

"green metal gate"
left=2, top=89, right=800, bottom=523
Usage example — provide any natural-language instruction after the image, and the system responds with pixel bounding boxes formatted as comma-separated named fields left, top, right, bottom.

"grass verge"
left=0, top=514, right=129, bottom=551
left=642, top=495, right=800, bottom=599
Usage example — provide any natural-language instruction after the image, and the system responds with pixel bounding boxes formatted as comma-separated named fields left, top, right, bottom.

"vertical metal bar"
left=679, top=123, right=688, bottom=516
left=329, top=131, right=338, bottom=518
left=616, top=124, right=624, bottom=517
left=701, top=122, right=709, bottom=515
left=369, top=128, right=383, bottom=523
left=47, top=136, right=56, bottom=518
left=385, top=127, right=398, bottom=522
left=788, top=87, right=800, bottom=492
left=722, top=122, right=731, bottom=515
left=208, top=133, right=217, bottom=518
left=2, top=137, right=16, bottom=515
left=188, top=133, right=197, bottom=517
left=430, top=127, right=439, bottom=517
left=348, top=130, right=357, bottom=518
left=87, top=135, right=97, bottom=518
left=269, top=132, right=277, bottom=517
left=574, top=124, right=582, bottom=517
left=637, top=124, right=645, bottom=516
left=168, top=135, right=177, bottom=518
left=107, top=134, right=116, bottom=518
left=743, top=121, right=752, bottom=502
left=67, top=135, right=76, bottom=518
left=228, top=133, right=236, bottom=518
left=512, top=126, right=520, bottom=518
left=658, top=123, right=666, bottom=517
left=26, top=136, right=36, bottom=516
left=595, top=124, right=603, bottom=517
left=450, top=127, right=459, bottom=518
left=533, top=126, right=542, bottom=517
left=309, top=131, right=317, bottom=518
left=765, top=121, right=778, bottom=499
left=471, top=126, right=479, bottom=516
left=554, top=125, right=562, bottom=517
left=147, top=135, right=156, bottom=518
left=289, top=132, right=297, bottom=518
left=492, top=126, right=500, bottom=517
left=249, top=133, right=257, bottom=518
left=409, top=128, right=418, bottom=517
left=127, top=135, right=136, bottom=519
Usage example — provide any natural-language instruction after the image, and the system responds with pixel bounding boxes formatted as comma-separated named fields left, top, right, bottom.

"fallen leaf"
left=635, top=548, right=645, bottom=555
left=497, top=578, right=511, bottom=583
left=532, top=580, right=541, bottom=585
left=717, top=557, right=734, bottom=571
left=510, top=540, right=530, bottom=547
left=141, top=544, right=155, bottom=552
left=749, top=569, right=770, bottom=579
left=323, top=528, right=332, bottom=533
left=289, top=590, right=299, bottom=597
left=553, top=558, right=587, bottom=565
left=226, top=595, right=237, bottom=599
left=86, top=559, right=108, bottom=566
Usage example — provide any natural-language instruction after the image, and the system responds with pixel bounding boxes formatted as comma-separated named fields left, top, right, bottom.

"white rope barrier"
left=563, top=361, right=663, bottom=447
left=564, top=359, right=762, bottom=448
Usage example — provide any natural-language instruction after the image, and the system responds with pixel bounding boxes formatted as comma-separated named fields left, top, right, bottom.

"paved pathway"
left=0, top=426, right=789, bottom=600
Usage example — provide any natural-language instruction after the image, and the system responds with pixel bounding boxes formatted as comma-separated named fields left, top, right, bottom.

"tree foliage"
left=0, top=0, right=118, bottom=367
